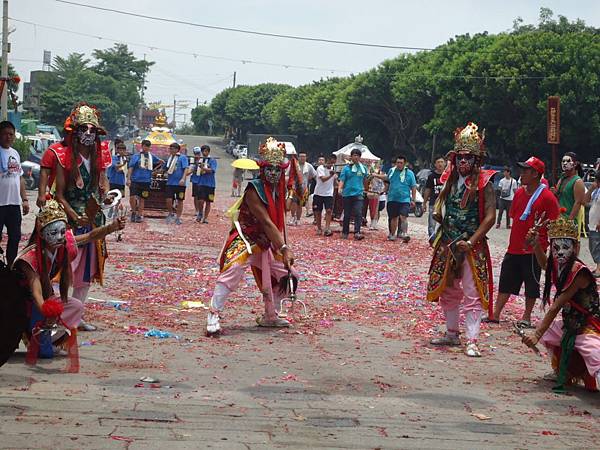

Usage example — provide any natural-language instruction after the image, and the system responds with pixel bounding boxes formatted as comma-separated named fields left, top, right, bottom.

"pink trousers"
left=211, top=250, right=290, bottom=311
left=439, top=258, right=483, bottom=340
left=71, top=242, right=97, bottom=289
left=541, top=318, right=600, bottom=378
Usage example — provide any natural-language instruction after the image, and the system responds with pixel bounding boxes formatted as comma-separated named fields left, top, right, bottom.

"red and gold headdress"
left=548, top=214, right=578, bottom=241
left=63, top=102, right=106, bottom=135
left=36, top=199, right=68, bottom=231
left=452, top=122, right=485, bottom=156
left=258, top=137, right=288, bottom=168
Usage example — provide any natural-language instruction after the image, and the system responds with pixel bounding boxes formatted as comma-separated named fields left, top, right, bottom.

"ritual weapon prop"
left=513, top=322, right=541, bottom=356
left=278, top=223, right=308, bottom=319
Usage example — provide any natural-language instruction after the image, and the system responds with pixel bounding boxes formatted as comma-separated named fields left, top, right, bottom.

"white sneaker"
left=465, top=341, right=482, bottom=357
left=206, top=311, right=221, bottom=335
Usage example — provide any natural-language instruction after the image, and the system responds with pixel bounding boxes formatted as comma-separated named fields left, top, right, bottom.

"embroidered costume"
left=13, top=200, right=83, bottom=372
left=427, top=122, right=496, bottom=357
left=207, top=137, right=295, bottom=335
left=535, top=216, right=600, bottom=392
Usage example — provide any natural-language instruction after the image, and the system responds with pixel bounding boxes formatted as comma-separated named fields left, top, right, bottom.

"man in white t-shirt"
left=0, top=121, right=29, bottom=266
left=313, top=154, right=337, bottom=236
left=496, top=167, right=517, bottom=229
left=297, top=152, right=317, bottom=222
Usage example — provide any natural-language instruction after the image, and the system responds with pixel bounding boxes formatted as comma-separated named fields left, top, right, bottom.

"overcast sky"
left=9, top=0, right=600, bottom=123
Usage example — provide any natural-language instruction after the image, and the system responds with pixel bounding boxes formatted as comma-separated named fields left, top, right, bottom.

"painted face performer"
left=522, top=215, right=600, bottom=392
left=37, top=104, right=111, bottom=207
left=427, top=122, right=497, bottom=357
left=206, top=137, right=296, bottom=335
left=12, top=199, right=125, bottom=371
left=54, top=103, right=113, bottom=332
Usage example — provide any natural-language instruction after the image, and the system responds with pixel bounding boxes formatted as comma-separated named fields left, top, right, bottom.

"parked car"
left=22, top=160, right=40, bottom=190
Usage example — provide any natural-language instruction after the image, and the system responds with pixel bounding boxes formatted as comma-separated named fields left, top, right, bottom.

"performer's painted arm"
left=37, top=168, right=50, bottom=207
left=55, top=163, right=86, bottom=226
left=522, top=272, right=590, bottom=348
left=569, top=178, right=586, bottom=220
left=245, top=188, right=295, bottom=269
left=74, top=217, right=126, bottom=246
left=15, top=262, right=45, bottom=312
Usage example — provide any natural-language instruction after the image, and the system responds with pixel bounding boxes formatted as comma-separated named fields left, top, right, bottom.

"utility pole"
left=232, top=71, right=236, bottom=89
left=138, top=53, right=146, bottom=128
left=173, top=95, right=176, bottom=130
left=196, top=98, right=199, bottom=108
left=1, top=0, right=9, bottom=120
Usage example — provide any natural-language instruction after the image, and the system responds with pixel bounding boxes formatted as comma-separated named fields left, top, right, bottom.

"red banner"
left=547, top=96, right=560, bottom=144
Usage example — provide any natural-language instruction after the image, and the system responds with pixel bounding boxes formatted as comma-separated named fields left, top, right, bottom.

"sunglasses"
left=457, top=154, right=475, bottom=162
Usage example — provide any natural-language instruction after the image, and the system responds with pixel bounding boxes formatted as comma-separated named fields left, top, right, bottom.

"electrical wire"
left=55, top=0, right=428, bottom=51
left=10, top=17, right=352, bottom=74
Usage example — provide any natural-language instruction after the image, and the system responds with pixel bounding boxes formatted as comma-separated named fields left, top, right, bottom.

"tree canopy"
left=192, top=9, right=600, bottom=166
left=38, top=44, right=154, bottom=133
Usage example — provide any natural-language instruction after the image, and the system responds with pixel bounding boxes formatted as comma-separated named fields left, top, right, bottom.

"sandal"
left=256, top=315, right=290, bottom=328
left=323, top=229, right=333, bottom=237
left=482, top=317, right=500, bottom=324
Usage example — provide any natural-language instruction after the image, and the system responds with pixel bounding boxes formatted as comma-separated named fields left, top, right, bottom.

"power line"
left=55, top=0, right=429, bottom=51
left=10, top=17, right=352, bottom=74
left=9, top=19, right=562, bottom=81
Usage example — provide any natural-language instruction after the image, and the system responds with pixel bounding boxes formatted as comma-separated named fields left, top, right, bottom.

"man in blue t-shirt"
left=164, top=142, right=189, bottom=225
left=189, top=145, right=217, bottom=223
left=107, top=140, right=128, bottom=195
left=338, top=148, right=367, bottom=240
left=375, top=155, right=416, bottom=242
left=127, top=139, right=162, bottom=222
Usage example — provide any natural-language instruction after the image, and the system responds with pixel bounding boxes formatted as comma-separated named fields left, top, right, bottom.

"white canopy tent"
left=333, top=135, right=380, bottom=164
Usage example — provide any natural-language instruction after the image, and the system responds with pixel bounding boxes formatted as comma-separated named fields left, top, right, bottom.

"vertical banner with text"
left=547, top=96, right=560, bottom=144
left=547, top=96, right=560, bottom=184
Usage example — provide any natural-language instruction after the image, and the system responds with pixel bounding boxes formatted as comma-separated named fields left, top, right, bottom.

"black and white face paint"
left=551, top=238, right=575, bottom=267
left=263, top=166, right=282, bottom=185
left=561, top=156, right=574, bottom=172
left=41, top=221, right=67, bottom=248
left=77, top=124, right=96, bottom=147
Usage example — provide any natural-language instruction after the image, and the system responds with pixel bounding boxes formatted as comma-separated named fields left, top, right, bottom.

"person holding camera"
left=496, top=167, right=517, bottom=229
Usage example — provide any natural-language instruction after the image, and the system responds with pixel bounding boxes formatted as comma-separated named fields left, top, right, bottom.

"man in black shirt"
left=423, top=156, right=446, bottom=240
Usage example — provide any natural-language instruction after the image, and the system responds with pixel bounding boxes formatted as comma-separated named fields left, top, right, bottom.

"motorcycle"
left=410, top=189, right=425, bottom=217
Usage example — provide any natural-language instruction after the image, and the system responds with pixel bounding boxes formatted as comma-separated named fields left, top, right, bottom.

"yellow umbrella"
left=231, top=158, right=259, bottom=170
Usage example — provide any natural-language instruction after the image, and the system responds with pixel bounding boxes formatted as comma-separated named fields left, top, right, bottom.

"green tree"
left=38, top=45, right=153, bottom=134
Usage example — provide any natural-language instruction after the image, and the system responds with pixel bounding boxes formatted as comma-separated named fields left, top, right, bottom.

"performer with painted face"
left=522, top=215, right=600, bottom=392
left=54, top=103, right=113, bottom=332
left=427, top=123, right=497, bottom=357
left=12, top=199, right=125, bottom=370
left=206, top=137, right=295, bottom=335
left=554, top=152, right=586, bottom=229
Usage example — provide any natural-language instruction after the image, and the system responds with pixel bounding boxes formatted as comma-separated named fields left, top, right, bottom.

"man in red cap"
left=485, top=156, right=560, bottom=326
